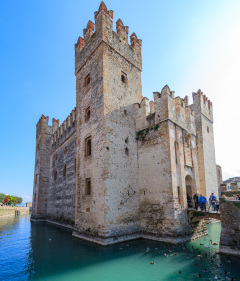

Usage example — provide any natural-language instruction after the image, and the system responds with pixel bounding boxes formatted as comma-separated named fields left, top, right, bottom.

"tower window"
left=35, top=175, right=38, bottom=184
left=125, top=147, right=129, bottom=156
left=85, top=136, right=92, bottom=157
left=54, top=171, right=57, bottom=181
left=64, top=146, right=67, bottom=154
left=207, top=126, right=209, bottom=133
left=63, top=165, right=66, bottom=177
left=85, top=107, right=91, bottom=121
left=55, top=154, right=58, bottom=160
left=86, top=178, right=91, bottom=195
left=84, top=73, right=91, bottom=87
left=121, top=72, right=127, bottom=84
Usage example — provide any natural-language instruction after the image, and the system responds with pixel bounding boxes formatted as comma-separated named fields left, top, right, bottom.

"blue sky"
left=1, top=0, right=240, bottom=202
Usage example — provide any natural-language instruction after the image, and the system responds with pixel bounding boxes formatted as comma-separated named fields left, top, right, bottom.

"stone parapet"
left=135, top=85, right=196, bottom=136
left=219, top=199, right=240, bottom=257
left=51, top=108, right=76, bottom=151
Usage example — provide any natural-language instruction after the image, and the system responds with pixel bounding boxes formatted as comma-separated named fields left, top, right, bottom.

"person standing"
left=199, top=194, right=207, bottom=211
left=214, top=198, right=219, bottom=212
left=207, top=194, right=212, bottom=211
left=202, top=195, right=207, bottom=211
left=211, top=193, right=216, bottom=211
left=193, top=193, right=199, bottom=210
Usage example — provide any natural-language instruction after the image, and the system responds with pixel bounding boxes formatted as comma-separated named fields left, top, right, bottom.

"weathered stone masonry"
left=32, top=2, right=219, bottom=245
left=220, top=199, right=240, bottom=257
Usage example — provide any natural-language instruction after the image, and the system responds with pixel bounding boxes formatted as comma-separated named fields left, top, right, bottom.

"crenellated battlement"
left=75, top=1, right=142, bottom=74
left=192, top=89, right=213, bottom=122
left=83, top=20, right=95, bottom=45
left=116, top=19, right=129, bottom=45
left=51, top=108, right=76, bottom=150
left=135, top=85, right=196, bottom=135
left=36, top=114, right=59, bottom=139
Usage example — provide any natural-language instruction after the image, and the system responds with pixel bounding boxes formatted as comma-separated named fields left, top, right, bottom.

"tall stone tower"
left=191, top=90, right=218, bottom=199
left=73, top=2, right=143, bottom=244
left=32, top=115, right=59, bottom=218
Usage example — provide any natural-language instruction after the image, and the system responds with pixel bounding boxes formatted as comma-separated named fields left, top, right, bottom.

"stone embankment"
left=0, top=206, right=30, bottom=217
left=219, top=199, right=240, bottom=257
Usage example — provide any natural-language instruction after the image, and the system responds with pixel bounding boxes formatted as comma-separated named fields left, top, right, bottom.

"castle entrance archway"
left=185, top=175, right=193, bottom=208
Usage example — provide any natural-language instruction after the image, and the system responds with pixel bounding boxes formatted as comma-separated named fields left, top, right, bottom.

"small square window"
left=86, top=178, right=91, bottom=195
left=84, top=73, right=91, bottom=87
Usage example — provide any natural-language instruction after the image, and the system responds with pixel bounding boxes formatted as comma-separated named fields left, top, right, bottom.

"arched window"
left=121, top=72, right=127, bottom=84
left=86, top=178, right=91, bottom=195
left=85, top=136, right=91, bottom=157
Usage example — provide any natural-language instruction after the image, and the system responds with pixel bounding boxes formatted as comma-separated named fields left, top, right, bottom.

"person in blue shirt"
left=211, top=193, right=216, bottom=211
left=199, top=194, right=207, bottom=211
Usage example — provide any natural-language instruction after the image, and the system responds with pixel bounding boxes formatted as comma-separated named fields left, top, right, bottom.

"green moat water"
left=0, top=214, right=239, bottom=281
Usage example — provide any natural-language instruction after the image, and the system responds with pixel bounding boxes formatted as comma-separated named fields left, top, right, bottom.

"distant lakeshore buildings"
left=223, top=177, right=240, bottom=191
left=32, top=2, right=219, bottom=245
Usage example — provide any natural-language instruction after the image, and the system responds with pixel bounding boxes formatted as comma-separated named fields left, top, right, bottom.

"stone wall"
left=220, top=199, right=240, bottom=257
left=73, top=2, right=143, bottom=244
left=32, top=2, right=219, bottom=246
left=191, top=90, right=218, bottom=199
left=216, top=164, right=222, bottom=196
left=32, top=116, right=58, bottom=218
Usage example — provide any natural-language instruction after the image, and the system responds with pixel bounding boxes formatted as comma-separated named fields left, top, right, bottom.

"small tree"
left=3, top=196, right=9, bottom=205
left=16, top=197, right=23, bottom=205
left=0, top=193, right=5, bottom=203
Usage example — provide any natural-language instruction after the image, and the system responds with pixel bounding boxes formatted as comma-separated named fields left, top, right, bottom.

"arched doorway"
left=185, top=175, right=193, bottom=208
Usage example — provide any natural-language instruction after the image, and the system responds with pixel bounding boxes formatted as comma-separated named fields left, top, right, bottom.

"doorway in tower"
left=185, top=175, right=193, bottom=208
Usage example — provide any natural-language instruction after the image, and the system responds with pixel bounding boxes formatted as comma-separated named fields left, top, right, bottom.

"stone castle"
left=32, top=2, right=219, bottom=245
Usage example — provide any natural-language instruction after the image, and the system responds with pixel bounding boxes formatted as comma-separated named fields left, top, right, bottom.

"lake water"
left=0, top=214, right=239, bottom=281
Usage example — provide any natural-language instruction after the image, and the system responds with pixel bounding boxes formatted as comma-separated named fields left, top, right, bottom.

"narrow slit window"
left=84, top=73, right=91, bottom=87
left=121, top=72, right=127, bottom=84
left=85, top=136, right=92, bottom=157
left=54, top=171, right=57, bottom=181
left=86, top=178, right=91, bottom=195
left=64, top=146, right=67, bottom=154
left=63, top=165, right=66, bottom=177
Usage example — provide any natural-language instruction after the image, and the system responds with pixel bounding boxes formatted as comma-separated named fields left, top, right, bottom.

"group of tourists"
left=191, top=192, right=219, bottom=212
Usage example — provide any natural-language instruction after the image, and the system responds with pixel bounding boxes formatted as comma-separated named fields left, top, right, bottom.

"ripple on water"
left=0, top=215, right=239, bottom=281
